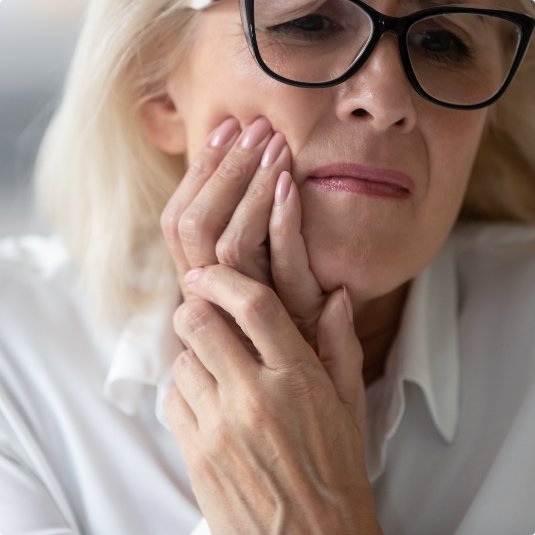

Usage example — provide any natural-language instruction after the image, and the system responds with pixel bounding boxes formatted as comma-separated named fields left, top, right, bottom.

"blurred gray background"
left=0, top=0, right=86, bottom=238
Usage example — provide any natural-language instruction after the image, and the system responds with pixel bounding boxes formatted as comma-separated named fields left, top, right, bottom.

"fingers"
left=161, top=117, right=241, bottom=300
left=316, top=287, right=366, bottom=435
left=173, top=297, right=259, bottom=387
left=161, top=119, right=242, bottom=260
left=180, top=116, right=274, bottom=269
left=163, top=385, right=198, bottom=450
left=184, top=265, right=318, bottom=372
left=216, top=133, right=291, bottom=287
left=162, top=115, right=288, bottom=305
left=316, top=288, right=361, bottom=406
left=171, top=347, right=219, bottom=416
left=269, top=172, right=326, bottom=348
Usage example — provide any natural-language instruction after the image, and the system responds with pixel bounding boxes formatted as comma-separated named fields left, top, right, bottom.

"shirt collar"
left=103, top=289, right=184, bottom=430
left=365, top=234, right=461, bottom=481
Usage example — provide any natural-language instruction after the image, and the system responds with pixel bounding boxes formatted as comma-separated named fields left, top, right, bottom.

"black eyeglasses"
left=239, top=0, right=535, bottom=110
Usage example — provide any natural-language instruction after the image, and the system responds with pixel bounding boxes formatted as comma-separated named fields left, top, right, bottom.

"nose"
left=334, top=33, right=418, bottom=134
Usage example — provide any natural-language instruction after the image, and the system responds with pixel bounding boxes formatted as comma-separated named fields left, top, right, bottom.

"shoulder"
left=452, top=222, right=535, bottom=277
left=0, top=234, right=96, bottom=374
left=0, top=234, right=115, bottom=446
left=0, top=234, right=71, bottom=281
left=452, top=222, right=535, bottom=336
left=452, top=222, right=535, bottom=259
left=0, top=234, right=74, bottom=308
left=0, top=234, right=82, bottom=330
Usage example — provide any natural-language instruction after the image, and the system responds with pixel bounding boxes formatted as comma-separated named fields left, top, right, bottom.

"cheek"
left=176, top=20, right=332, bottom=161
left=422, top=108, right=488, bottom=219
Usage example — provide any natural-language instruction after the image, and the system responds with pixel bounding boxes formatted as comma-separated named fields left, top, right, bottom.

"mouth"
left=306, top=163, right=415, bottom=200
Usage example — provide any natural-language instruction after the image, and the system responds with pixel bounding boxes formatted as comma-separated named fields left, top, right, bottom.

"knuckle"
left=178, top=207, right=208, bottom=249
left=172, top=307, right=182, bottom=334
left=241, top=287, right=280, bottom=326
left=160, top=207, right=179, bottom=244
left=186, top=154, right=212, bottom=179
left=246, top=181, right=271, bottom=204
left=172, top=349, right=194, bottom=374
left=177, top=300, right=214, bottom=337
left=217, top=155, right=248, bottom=186
left=215, top=233, right=246, bottom=267
left=163, top=386, right=180, bottom=413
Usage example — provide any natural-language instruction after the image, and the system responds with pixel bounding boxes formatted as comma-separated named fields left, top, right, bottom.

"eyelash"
left=409, top=30, right=475, bottom=64
left=268, top=15, right=341, bottom=41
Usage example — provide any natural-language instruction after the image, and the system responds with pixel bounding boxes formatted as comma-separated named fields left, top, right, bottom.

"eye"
left=419, top=31, right=465, bottom=53
left=268, top=13, right=342, bottom=40
left=409, top=30, right=474, bottom=62
left=289, top=14, right=336, bottom=32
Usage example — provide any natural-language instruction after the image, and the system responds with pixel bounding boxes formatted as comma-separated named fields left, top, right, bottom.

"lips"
left=307, top=163, right=415, bottom=199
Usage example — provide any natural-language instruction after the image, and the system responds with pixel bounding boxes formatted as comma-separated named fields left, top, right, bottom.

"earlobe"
left=140, top=94, right=188, bottom=155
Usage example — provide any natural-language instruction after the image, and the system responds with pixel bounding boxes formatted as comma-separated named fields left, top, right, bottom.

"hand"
left=164, top=266, right=381, bottom=535
left=160, top=116, right=327, bottom=352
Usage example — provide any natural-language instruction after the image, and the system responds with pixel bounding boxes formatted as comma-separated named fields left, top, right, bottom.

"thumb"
left=316, top=286, right=366, bottom=433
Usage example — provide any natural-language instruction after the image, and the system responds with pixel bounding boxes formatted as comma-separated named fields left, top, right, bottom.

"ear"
left=140, top=93, right=188, bottom=155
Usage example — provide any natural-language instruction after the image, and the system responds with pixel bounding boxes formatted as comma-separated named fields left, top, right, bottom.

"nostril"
left=352, top=108, right=369, bottom=118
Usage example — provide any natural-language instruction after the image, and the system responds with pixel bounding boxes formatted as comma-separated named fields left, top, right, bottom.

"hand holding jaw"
left=161, top=116, right=381, bottom=534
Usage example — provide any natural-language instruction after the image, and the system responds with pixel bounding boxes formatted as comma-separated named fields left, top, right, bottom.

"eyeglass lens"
left=252, top=0, right=523, bottom=106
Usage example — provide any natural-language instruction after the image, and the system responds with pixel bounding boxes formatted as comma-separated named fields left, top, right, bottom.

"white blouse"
left=1, top=224, right=535, bottom=535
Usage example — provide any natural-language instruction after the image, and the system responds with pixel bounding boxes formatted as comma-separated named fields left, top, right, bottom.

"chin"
left=300, top=198, right=423, bottom=299
left=303, top=231, right=407, bottom=301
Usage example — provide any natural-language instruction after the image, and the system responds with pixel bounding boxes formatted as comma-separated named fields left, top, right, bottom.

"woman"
left=1, top=0, right=535, bottom=532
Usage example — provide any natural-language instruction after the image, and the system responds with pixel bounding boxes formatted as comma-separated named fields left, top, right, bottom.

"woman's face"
left=161, top=0, right=490, bottom=302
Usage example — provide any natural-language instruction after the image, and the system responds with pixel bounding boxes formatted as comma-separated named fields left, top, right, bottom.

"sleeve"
left=0, top=381, right=81, bottom=535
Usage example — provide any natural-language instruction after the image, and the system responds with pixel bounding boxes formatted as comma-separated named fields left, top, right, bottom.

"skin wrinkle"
left=147, top=0, right=490, bottom=386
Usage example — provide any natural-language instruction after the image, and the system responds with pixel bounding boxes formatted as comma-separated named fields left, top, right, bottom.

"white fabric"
left=186, top=0, right=216, bottom=10
left=0, top=236, right=200, bottom=535
left=1, top=225, right=535, bottom=534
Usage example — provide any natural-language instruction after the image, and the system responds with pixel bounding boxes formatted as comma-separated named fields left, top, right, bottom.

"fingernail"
left=261, top=132, right=287, bottom=168
left=210, top=117, right=240, bottom=147
left=343, top=286, right=354, bottom=324
left=275, top=171, right=292, bottom=204
left=241, top=117, right=272, bottom=149
left=185, top=268, right=203, bottom=284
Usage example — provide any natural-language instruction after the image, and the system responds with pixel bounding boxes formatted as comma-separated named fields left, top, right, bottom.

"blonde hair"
left=36, top=0, right=198, bottom=325
left=35, top=0, right=535, bottom=326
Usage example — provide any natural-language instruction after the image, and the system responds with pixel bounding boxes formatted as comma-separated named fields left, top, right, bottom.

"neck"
left=352, top=281, right=411, bottom=388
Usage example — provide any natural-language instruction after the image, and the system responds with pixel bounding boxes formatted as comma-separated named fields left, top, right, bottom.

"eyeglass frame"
left=239, top=0, right=535, bottom=110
